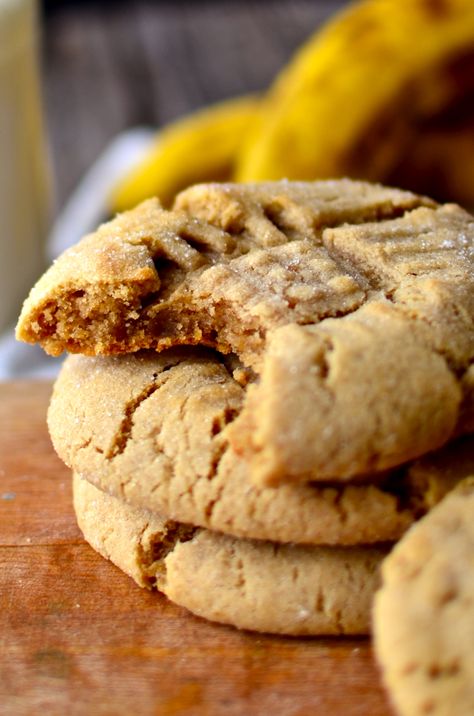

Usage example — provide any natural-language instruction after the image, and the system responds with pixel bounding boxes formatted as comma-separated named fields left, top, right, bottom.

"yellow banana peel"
left=235, top=0, right=474, bottom=191
left=110, top=94, right=260, bottom=211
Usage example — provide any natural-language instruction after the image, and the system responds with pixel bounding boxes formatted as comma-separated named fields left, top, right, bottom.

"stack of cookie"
left=17, top=180, right=474, bottom=635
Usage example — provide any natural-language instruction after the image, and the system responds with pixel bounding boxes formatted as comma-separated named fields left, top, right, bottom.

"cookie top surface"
left=18, top=180, right=474, bottom=483
left=17, top=179, right=441, bottom=366
left=373, top=478, right=474, bottom=716
left=73, top=473, right=386, bottom=635
left=49, top=349, right=474, bottom=545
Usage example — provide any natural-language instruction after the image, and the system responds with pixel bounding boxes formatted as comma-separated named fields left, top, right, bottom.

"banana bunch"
left=236, top=0, right=474, bottom=203
left=110, top=0, right=474, bottom=212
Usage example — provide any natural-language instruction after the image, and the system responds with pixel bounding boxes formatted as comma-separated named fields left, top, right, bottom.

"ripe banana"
left=111, top=94, right=260, bottom=211
left=235, top=0, right=474, bottom=207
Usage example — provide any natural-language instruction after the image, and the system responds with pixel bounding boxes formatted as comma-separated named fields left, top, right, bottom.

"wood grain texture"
left=0, top=382, right=393, bottom=716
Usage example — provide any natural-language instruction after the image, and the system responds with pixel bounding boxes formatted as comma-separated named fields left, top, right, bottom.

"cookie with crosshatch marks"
left=73, top=473, right=386, bottom=635
left=16, top=179, right=435, bottom=364
left=18, top=180, right=474, bottom=484
left=373, top=478, right=474, bottom=716
left=49, top=348, right=474, bottom=546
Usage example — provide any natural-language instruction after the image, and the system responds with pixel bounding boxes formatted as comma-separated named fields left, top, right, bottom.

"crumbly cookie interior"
left=18, top=180, right=439, bottom=367
left=21, top=180, right=474, bottom=484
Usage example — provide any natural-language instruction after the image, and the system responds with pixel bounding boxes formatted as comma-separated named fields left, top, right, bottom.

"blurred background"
left=1, top=0, right=474, bottom=377
left=43, top=0, right=350, bottom=210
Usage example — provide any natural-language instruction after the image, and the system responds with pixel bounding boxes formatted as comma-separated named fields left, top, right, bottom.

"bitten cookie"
left=49, top=349, right=474, bottom=546
left=17, top=180, right=431, bottom=363
left=373, top=478, right=474, bottom=716
left=18, top=180, right=474, bottom=484
left=73, top=473, right=387, bottom=635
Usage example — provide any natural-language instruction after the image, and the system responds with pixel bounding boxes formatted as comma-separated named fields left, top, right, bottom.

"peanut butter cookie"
left=374, top=478, right=474, bottom=716
left=19, top=180, right=474, bottom=483
left=49, top=349, right=474, bottom=545
left=74, top=473, right=386, bottom=635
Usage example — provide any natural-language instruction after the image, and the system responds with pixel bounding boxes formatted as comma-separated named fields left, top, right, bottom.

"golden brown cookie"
left=16, top=180, right=433, bottom=365
left=231, top=300, right=466, bottom=485
left=373, top=478, right=474, bottom=716
left=49, top=349, right=474, bottom=545
left=18, top=181, right=474, bottom=483
left=228, top=200, right=474, bottom=484
left=73, top=473, right=387, bottom=635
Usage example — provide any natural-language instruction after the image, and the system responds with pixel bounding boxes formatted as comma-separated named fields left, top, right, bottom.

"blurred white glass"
left=0, top=0, right=50, bottom=333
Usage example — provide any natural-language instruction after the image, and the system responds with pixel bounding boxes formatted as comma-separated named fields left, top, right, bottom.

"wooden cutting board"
left=0, top=381, right=393, bottom=716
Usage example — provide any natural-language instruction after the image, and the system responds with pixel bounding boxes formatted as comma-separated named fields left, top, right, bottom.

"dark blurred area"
left=39, top=0, right=349, bottom=208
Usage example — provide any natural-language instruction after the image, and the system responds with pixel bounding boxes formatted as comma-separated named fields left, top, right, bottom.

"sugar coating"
left=17, top=179, right=434, bottom=366
left=19, top=180, right=474, bottom=484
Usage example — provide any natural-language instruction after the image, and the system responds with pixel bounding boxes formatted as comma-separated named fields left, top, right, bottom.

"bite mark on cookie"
left=17, top=180, right=437, bottom=370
